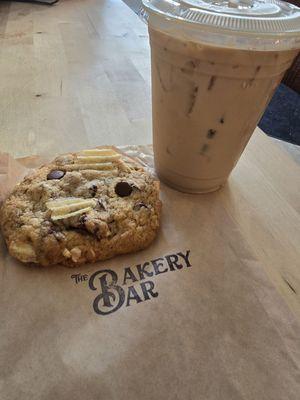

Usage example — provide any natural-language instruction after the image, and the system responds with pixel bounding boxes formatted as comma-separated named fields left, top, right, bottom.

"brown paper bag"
left=1, top=147, right=300, bottom=400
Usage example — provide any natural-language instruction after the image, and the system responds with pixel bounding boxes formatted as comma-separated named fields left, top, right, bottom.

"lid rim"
left=142, top=0, right=300, bottom=38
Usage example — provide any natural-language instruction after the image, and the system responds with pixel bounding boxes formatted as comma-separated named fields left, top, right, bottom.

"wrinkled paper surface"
left=0, top=146, right=300, bottom=400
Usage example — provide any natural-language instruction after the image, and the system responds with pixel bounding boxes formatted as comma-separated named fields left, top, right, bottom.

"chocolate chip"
left=220, top=117, right=225, bottom=124
left=89, top=184, right=98, bottom=197
left=47, top=170, right=65, bottom=180
left=133, top=202, right=148, bottom=211
left=115, top=181, right=133, bottom=197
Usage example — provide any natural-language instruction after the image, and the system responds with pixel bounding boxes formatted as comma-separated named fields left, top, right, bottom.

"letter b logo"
left=89, top=269, right=125, bottom=315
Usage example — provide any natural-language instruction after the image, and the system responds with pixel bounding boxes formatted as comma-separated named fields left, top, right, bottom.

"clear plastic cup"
left=142, top=0, right=300, bottom=193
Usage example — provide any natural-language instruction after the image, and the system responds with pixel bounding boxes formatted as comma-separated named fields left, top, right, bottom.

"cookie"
left=0, top=147, right=161, bottom=267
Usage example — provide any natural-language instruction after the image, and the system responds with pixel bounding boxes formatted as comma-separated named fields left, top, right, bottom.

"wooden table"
left=0, top=0, right=300, bottom=321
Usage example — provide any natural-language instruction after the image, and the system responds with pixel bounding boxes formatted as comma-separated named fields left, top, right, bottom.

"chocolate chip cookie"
left=0, top=147, right=161, bottom=267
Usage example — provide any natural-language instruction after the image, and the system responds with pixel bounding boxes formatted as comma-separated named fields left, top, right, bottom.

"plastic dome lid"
left=141, top=0, right=300, bottom=49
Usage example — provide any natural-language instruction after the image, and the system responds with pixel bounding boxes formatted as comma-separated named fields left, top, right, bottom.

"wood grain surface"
left=0, top=0, right=152, bottom=158
left=0, top=0, right=300, bottom=321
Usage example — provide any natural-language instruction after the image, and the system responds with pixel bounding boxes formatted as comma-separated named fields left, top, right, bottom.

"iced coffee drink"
left=149, top=28, right=298, bottom=192
left=143, top=0, right=300, bottom=193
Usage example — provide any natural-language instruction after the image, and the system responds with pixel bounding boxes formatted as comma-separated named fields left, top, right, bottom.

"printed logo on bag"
left=71, top=250, right=191, bottom=316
